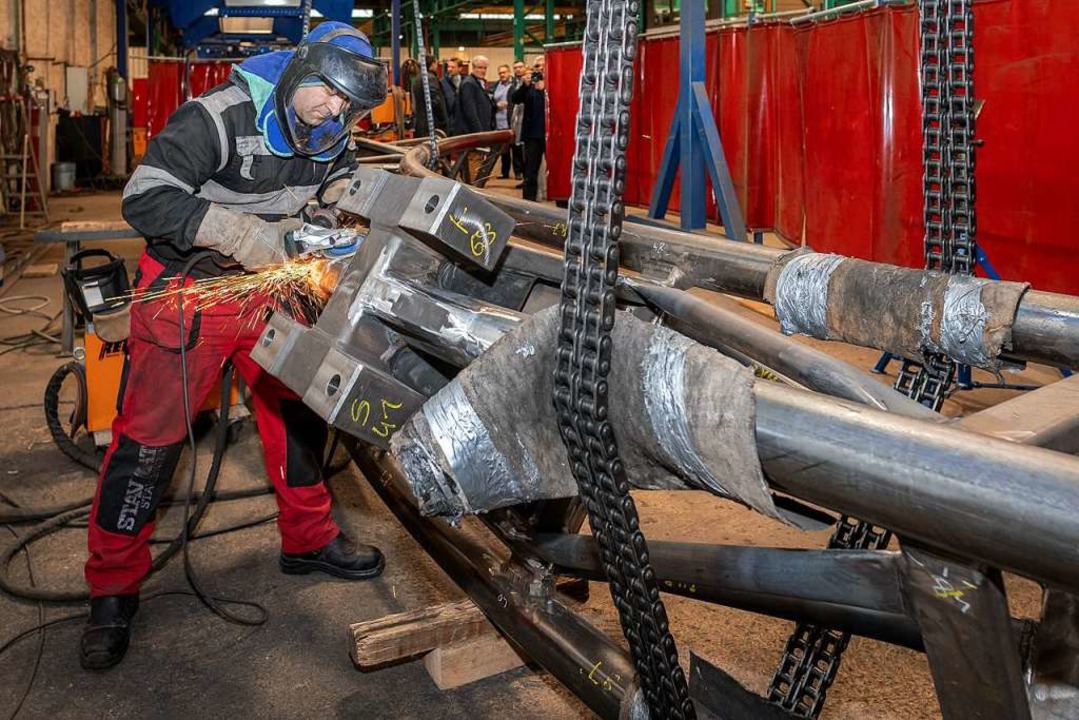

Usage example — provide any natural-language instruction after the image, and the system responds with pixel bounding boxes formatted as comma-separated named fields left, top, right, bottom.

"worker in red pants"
left=81, top=23, right=389, bottom=670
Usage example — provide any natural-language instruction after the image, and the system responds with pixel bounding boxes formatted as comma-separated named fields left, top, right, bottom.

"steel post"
left=392, top=0, right=402, bottom=86
left=349, top=443, right=638, bottom=719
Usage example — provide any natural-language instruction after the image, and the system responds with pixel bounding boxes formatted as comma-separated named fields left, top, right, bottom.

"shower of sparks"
left=129, top=257, right=334, bottom=316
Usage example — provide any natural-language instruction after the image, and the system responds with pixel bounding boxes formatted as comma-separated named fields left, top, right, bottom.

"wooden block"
left=22, top=262, right=58, bottom=278
left=349, top=598, right=494, bottom=666
left=422, top=632, right=527, bottom=690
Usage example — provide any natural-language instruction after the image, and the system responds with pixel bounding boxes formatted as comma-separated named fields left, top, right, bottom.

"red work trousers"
left=85, top=253, right=339, bottom=597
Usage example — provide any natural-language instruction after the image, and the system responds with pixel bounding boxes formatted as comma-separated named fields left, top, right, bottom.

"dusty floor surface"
left=0, top=185, right=1057, bottom=719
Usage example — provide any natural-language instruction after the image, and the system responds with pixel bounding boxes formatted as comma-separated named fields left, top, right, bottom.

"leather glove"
left=320, top=177, right=351, bottom=206
left=194, top=205, right=303, bottom=270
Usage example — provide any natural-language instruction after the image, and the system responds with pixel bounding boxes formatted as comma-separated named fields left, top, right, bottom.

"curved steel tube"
left=400, top=137, right=1079, bottom=369
left=628, top=279, right=941, bottom=420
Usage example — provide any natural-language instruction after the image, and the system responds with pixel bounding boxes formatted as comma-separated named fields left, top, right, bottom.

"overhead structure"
left=155, top=0, right=353, bottom=49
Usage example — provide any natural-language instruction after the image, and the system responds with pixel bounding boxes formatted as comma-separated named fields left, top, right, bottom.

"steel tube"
left=754, top=382, right=1079, bottom=594
left=401, top=138, right=1079, bottom=369
left=348, top=442, right=636, bottom=719
left=629, top=280, right=940, bottom=420
left=1011, top=290, right=1079, bottom=369
left=533, top=534, right=925, bottom=650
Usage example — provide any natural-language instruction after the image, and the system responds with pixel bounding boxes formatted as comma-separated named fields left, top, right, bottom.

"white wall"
left=12, top=0, right=117, bottom=184
left=378, top=46, right=532, bottom=77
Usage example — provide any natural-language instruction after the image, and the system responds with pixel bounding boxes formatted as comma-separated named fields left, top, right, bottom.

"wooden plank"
left=348, top=598, right=494, bottom=666
left=22, top=262, right=58, bottom=278
left=423, top=632, right=527, bottom=690
left=34, top=220, right=139, bottom=244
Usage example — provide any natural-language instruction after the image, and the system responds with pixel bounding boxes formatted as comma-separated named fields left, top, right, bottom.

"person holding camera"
left=511, top=55, right=546, bottom=201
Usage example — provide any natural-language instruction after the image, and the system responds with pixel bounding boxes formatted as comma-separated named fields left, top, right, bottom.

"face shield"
left=281, top=75, right=369, bottom=156
left=274, top=37, right=388, bottom=157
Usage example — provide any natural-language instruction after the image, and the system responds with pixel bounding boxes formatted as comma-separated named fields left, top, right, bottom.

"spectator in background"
left=509, top=60, right=527, bottom=181
left=412, top=55, right=448, bottom=137
left=511, top=55, right=546, bottom=201
left=458, top=55, right=493, bottom=134
left=458, top=55, right=494, bottom=183
left=492, top=64, right=515, bottom=179
left=440, top=57, right=463, bottom=135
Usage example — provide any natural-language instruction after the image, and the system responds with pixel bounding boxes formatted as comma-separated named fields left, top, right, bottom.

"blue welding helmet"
left=273, top=24, right=387, bottom=157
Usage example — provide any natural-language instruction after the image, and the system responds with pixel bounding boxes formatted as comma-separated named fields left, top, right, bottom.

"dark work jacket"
left=121, top=72, right=355, bottom=278
left=411, top=71, right=449, bottom=136
left=458, top=74, right=494, bottom=134
left=440, top=74, right=463, bottom=135
left=511, top=82, right=545, bottom=140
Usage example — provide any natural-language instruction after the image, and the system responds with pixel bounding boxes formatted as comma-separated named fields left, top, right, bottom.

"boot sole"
left=79, top=634, right=130, bottom=671
left=279, top=554, right=385, bottom=581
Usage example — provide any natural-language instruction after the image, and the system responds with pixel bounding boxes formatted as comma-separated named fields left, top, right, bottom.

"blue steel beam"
left=392, top=0, right=402, bottom=84
left=647, top=0, right=746, bottom=238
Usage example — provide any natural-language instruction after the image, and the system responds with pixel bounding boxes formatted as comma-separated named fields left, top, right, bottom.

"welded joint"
left=767, top=252, right=1030, bottom=369
left=642, top=329, right=737, bottom=501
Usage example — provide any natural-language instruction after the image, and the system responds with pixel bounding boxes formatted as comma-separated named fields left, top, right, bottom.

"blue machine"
left=151, top=0, right=354, bottom=50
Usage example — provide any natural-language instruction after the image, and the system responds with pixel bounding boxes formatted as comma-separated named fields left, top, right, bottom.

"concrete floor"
left=0, top=186, right=1057, bottom=719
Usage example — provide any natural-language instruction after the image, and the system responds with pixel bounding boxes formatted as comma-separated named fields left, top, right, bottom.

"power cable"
left=175, top=251, right=267, bottom=626
left=3, top=526, right=43, bottom=720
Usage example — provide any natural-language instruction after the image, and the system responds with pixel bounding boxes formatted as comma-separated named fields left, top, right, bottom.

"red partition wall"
left=973, top=0, right=1079, bottom=292
left=524, top=3, right=1079, bottom=293
left=796, top=6, right=924, bottom=267
left=145, top=61, right=236, bottom=139
left=545, top=47, right=583, bottom=202
left=146, top=62, right=183, bottom=138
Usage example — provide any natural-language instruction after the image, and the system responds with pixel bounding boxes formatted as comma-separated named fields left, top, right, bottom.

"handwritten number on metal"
left=448, top=207, right=497, bottom=258
left=350, top=397, right=403, bottom=438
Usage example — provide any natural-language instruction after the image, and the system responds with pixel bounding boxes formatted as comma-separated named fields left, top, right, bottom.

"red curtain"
left=796, top=6, right=924, bottom=267
left=545, top=2, right=1079, bottom=294
left=145, top=61, right=236, bottom=139
left=973, top=0, right=1079, bottom=292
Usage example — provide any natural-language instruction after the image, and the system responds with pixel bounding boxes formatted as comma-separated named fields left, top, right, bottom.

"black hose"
left=0, top=485, right=273, bottom=525
left=42, top=361, right=99, bottom=472
left=0, top=365, right=260, bottom=603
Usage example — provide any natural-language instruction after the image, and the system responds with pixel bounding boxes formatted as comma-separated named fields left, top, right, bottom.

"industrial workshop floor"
left=0, top=184, right=1056, bottom=720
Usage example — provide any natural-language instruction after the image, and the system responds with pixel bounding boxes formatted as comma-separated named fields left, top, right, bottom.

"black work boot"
left=280, top=534, right=384, bottom=580
left=79, top=594, right=139, bottom=670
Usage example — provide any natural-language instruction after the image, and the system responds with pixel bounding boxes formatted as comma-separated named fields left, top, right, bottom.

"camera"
left=531, top=71, right=544, bottom=82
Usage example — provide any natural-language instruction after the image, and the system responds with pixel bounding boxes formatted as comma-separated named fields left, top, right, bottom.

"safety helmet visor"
left=283, top=74, right=370, bottom=156
left=275, top=39, right=388, bottom=156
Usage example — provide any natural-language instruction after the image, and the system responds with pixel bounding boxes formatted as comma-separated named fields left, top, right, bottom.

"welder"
left=79, top=22, right=389, bottom=670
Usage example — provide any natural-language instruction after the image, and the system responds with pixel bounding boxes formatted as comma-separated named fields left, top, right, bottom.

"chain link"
left=896, top=0, right=977, bottom=407
left=770, top=4, right=978, bottom=710
left=410, top=0, right=440, bottom=169
left=554, top=0, right=694, bottom=717
left=767, top=518, right=891, bottom=718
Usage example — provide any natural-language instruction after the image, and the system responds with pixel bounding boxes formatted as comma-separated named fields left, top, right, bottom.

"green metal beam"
left=545, top=0, right=554, bottom=42
left=514, top=0, right=525, bottom=60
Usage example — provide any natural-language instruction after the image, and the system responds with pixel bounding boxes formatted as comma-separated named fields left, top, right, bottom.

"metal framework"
left=648, top=0, right=746, bottom=237
left=243, top=1, right=1079, bottom=717
left=244, top=132, right=1079, bottom=719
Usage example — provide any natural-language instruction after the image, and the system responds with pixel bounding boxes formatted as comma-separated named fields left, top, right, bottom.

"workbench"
left=33, top=220, right=140, bottom=353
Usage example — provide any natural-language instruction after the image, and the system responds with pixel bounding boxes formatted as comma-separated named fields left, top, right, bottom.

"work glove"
left=320, top=177, right=351, bottom=207
left=194, top=205, right=304, bottom=271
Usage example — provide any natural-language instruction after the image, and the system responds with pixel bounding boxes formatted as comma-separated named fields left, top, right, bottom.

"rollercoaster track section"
left=250, top=138, right=1079, bottom=718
